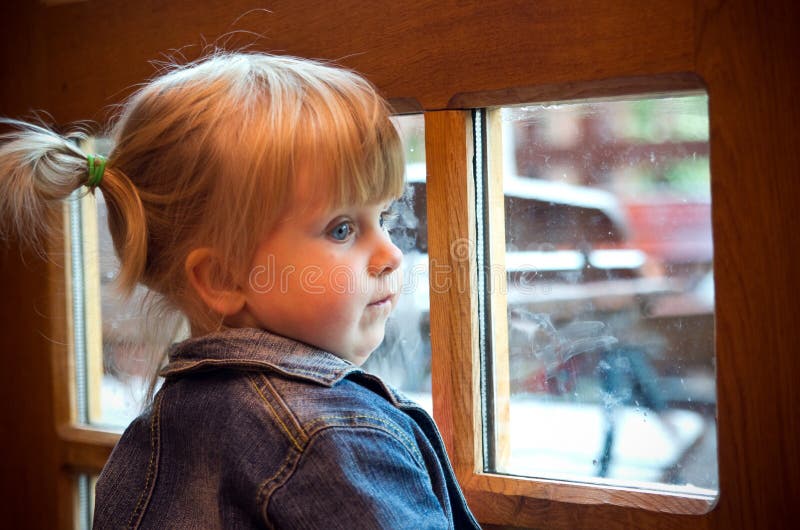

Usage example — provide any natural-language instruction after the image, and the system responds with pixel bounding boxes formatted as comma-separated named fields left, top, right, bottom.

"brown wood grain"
left=27, top=0, right=694, bottom=123
left=58, top=425, right=118, bottom=473
left=696, top=0, right=800, bottom=527
left=425, top=110, right=481, bottom=478
left=0, top=244, right=60, bottom=529
left=0, top=4, right=59, bottom=529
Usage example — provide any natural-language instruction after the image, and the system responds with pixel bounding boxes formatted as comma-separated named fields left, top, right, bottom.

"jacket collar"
left=160, top=327, right=361, bottom=387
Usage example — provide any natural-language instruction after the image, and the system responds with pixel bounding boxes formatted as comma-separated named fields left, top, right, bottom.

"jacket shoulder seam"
left=126, top=391, right=164, bottom=530
left=246, top=373, right=309, bottom=452
left=305, top=414, right=424, bottom=466
left=259, top=423, right=427, bottom=527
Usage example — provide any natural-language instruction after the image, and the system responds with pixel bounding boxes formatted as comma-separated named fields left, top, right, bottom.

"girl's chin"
left=347, top=339, right=386, bottom=366
left=345, top=348, right=375, bottom=366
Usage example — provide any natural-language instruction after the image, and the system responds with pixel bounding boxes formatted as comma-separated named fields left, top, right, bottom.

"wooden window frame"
left=425, top=100, right=714, bottom=530
left=49, top=199, right=118, bottom=528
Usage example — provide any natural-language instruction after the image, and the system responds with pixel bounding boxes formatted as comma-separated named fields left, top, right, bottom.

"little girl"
left=0, top=53, right=479, bottom=529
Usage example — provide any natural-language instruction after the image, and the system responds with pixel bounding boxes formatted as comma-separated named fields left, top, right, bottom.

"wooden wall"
left=1, top=2, right=58, bottom=529
left=1, top=1, right=798, bottom=528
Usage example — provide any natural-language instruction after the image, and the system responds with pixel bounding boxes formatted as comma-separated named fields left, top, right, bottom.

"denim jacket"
left=93, top=328, right=481, bottom=529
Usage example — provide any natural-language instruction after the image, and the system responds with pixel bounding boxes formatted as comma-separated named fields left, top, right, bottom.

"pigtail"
left=0, top=118, right=149, bottom=299
left=0, top=118, right=89, bottom=252
left=99, top=165, right=148, bottom=296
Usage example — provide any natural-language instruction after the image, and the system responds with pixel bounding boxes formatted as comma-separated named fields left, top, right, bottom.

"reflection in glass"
left=490, top=96, right=717, bottom=496
left=363, top=114, right=432, bottom=412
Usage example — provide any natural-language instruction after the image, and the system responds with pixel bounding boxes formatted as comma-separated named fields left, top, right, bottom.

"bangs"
left=146, top=53, right=407, bottom=284
left=289, top=74, right=406, bottom=209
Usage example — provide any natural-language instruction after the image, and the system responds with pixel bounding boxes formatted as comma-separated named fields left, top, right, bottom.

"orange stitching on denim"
left=306, top=414, right=424, bottom=466
left=256, top=449, right=299, bottom=528
left=127, top=391, right=163, bottom=530
left=258, top=425, right=426, bottom=525
left=247, top=375, right=304, bottom=452
left=260, top=374, right=308, bottom=444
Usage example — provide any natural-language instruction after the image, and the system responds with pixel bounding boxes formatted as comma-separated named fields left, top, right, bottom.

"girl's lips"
left=368, top=293, right=395, bottom=306
left=365, top=294, right=395, bottom=320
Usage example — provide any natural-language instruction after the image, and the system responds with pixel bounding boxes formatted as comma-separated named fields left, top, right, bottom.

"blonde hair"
left=0, top=52, right=405, bottom=387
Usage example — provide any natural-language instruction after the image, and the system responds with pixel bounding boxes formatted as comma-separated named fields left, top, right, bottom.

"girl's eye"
left=329, top=221, right=354, bottom=241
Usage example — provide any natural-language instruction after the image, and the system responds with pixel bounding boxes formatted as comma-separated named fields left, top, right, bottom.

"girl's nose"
left=370, top=233, right=403, bottom=276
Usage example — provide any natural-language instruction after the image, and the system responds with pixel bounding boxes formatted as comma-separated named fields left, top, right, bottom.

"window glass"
left=93, top=191, right=170, bottom=428
left=487, top=95, right=717, bottom=497
left=363, top=114, right=432, bottom=413
left=76, top=473, right=95, bottom=530
left=69, top=138, right=160, bottom=430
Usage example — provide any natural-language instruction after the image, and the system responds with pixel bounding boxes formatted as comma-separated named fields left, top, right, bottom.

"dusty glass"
left=363, top=114, right=432, bottom=413
left=488, top=95, right=717, bottom=497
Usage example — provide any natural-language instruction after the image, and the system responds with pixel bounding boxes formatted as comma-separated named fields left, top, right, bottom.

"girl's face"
left=238, top=180, right=403, bottom=365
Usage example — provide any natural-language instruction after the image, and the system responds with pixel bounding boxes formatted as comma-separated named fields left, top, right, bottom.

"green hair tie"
left=86, top=154, right=107, bottom=188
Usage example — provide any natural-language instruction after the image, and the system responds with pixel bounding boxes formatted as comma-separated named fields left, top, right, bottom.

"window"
left=424, top=99, right=716, bottom=526
left=483, top=97, right=717, bottom=496
left=66, top=137, right=159, bottom=432
left=363, top=114, right=433, bottom=412
left=75, top=474, right=95, bottom=530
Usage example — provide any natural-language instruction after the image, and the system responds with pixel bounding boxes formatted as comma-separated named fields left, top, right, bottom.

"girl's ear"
left=184, top=248, right=246, bottom=317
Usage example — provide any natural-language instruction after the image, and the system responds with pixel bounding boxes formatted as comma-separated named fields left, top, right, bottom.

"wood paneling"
left=33, top=0, right=694, bottom=122
left=0, top=2, right=47, bottom=117
left=425, top=110, right=481, bottom=477
left=1, top=0, right=798, bottom=528
left=0, top=3, right=59, bottom=529
left=0, top=242, right=59, bottom=529
left=696, top=0, right=800, bottom=527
